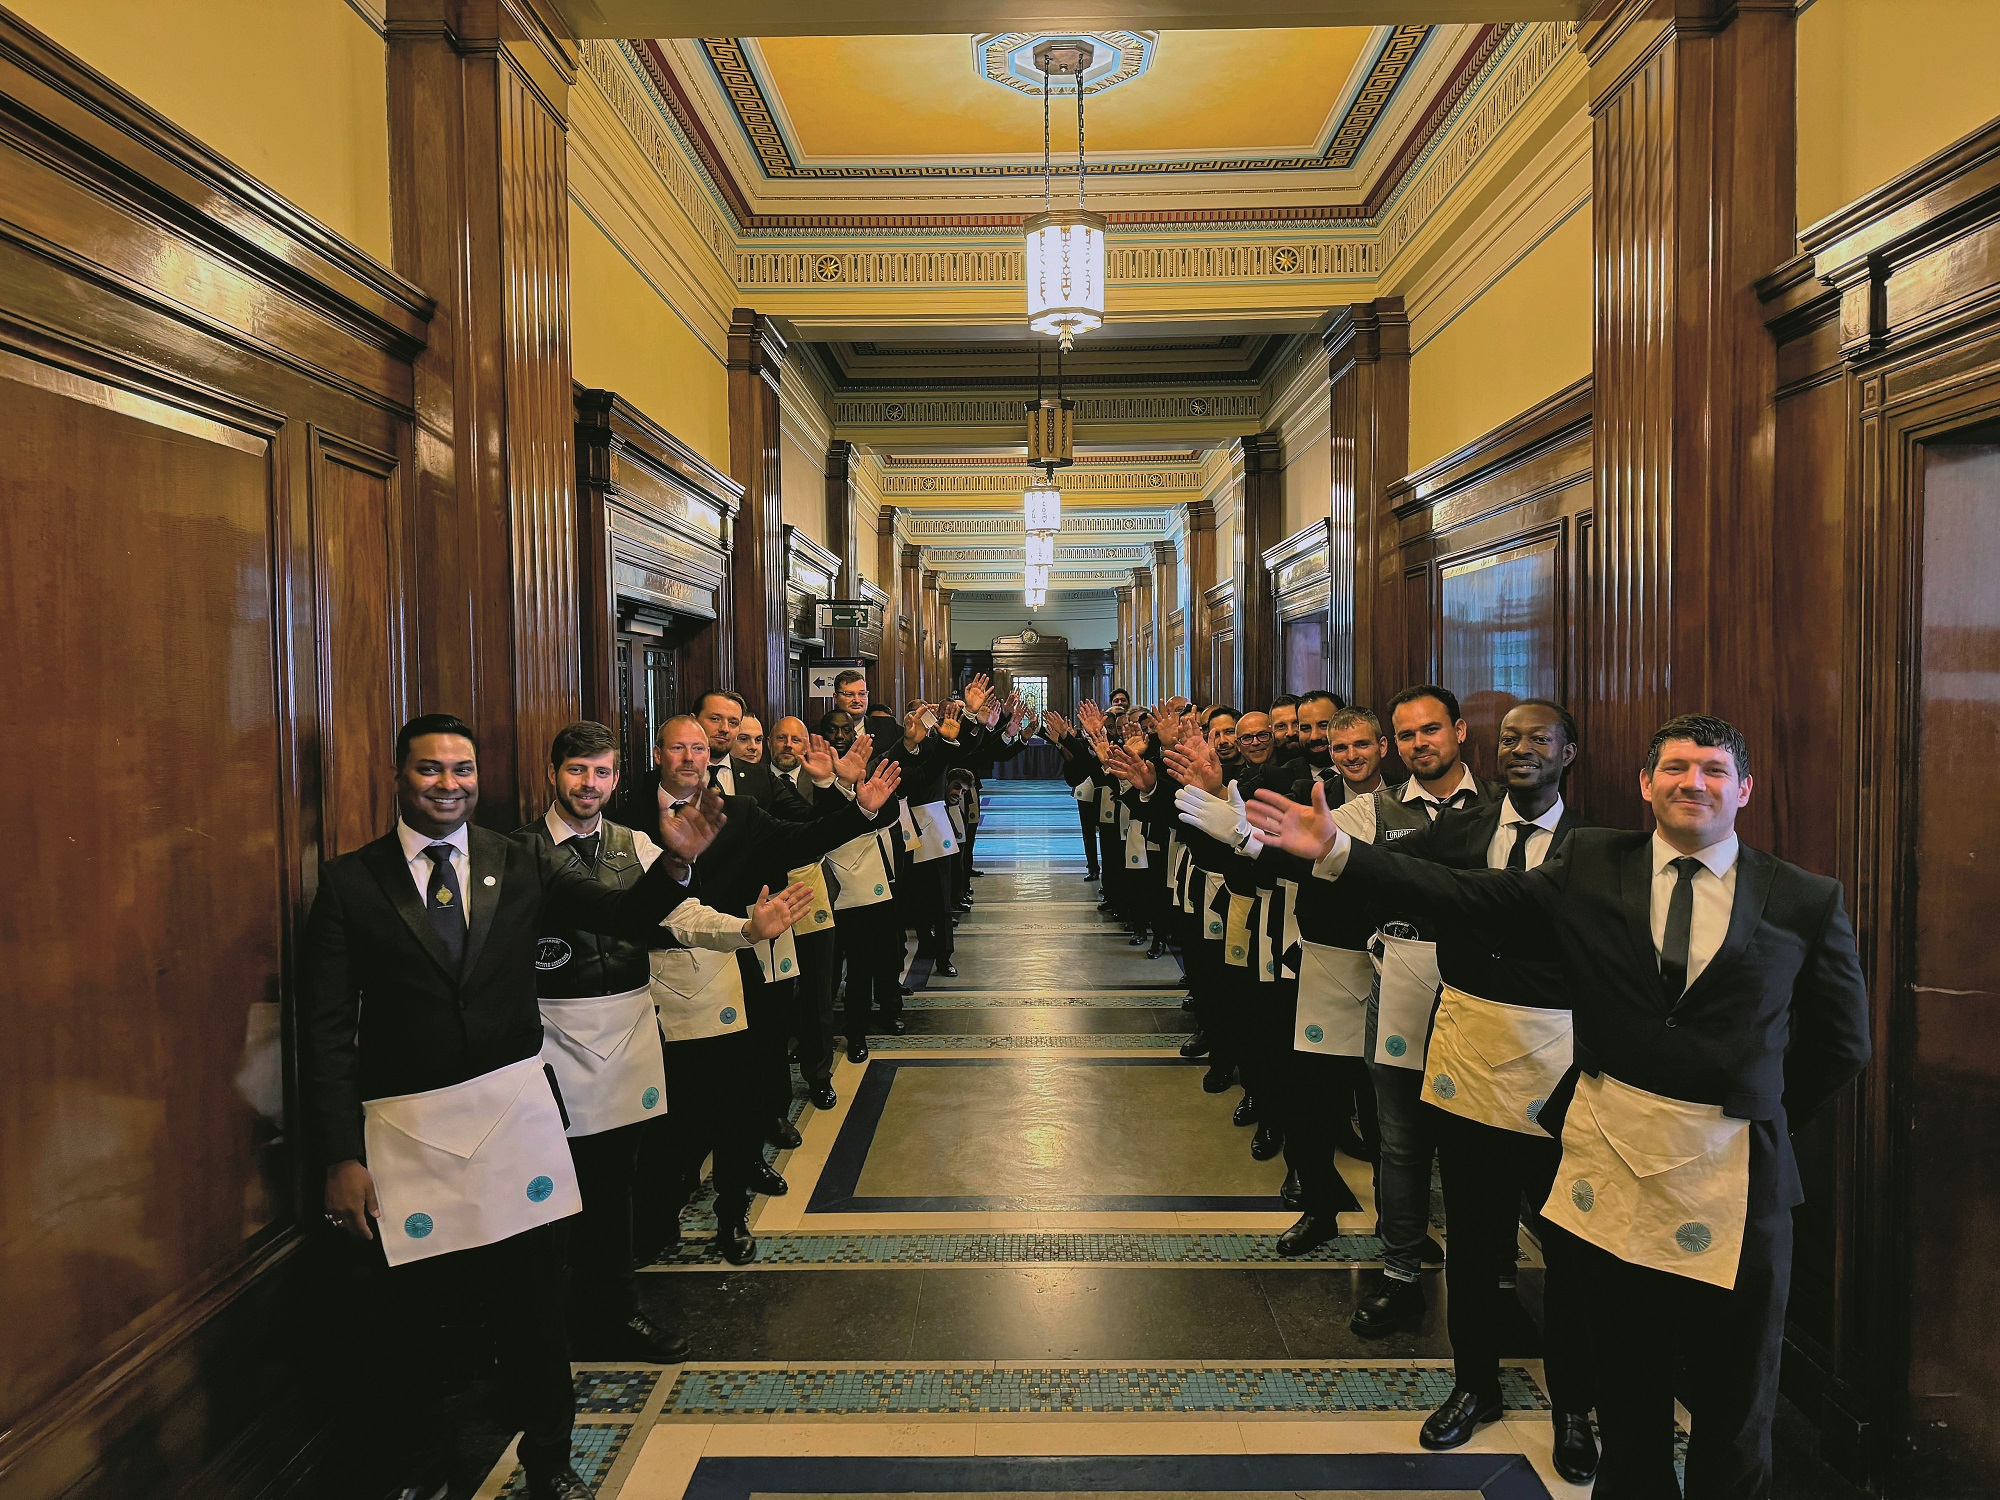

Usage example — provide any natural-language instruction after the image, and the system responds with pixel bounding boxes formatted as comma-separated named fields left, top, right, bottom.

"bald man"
left=768, top=714, right=843, bottom=1113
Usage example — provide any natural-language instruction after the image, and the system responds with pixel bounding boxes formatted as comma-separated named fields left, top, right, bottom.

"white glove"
left=1176, top=782, right=1257, bottom=849
left=1227, top=783, right=1266, bottom=859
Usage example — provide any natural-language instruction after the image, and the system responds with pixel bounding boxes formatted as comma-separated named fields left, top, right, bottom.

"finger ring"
left=324, top=1213, right=342, bottom=1226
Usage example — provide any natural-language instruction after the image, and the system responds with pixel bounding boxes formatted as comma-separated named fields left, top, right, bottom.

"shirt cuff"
left=1310, top=827, right=1353, bottom=882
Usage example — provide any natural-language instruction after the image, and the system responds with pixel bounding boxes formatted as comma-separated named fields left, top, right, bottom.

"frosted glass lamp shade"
left=1025, top=562, right=1051, bottom=591
left=1025, top=585, right=1048, bottom=608
left=1023, top=532, right=1056, bottom=568
left=1023, top=485, right=1062, bottom=534
left=1025, top=209, right=1106, bottom=348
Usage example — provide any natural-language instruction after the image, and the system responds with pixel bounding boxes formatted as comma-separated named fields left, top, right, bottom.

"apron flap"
left=1443, top=987, right=1575, bottom=1070
left=539, top=989, right=652, bottom=1062
left=1585, top=1075, right=1740, bottom=1179
left=367, top=1059, right=539, bottom=1161
left=651, top=946, right=738, bottom=1000
left=1300, top=940, right=1375, bottom=1000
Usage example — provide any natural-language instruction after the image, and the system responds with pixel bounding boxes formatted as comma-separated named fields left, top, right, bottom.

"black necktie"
left=1659, top=855, right=1703, bottom=999
left=1426, top=791, right=1468, bottom=822
left=1505, top=822, right=1532, bottom=872
left=570, top=832, right=600, bottom=868
left=423, top=843, right=465, bottom=968
left=708, top=765, right=725, bottom=789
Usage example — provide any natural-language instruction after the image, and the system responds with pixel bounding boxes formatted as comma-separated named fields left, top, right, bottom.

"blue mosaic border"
left=497, top=1422, right=628, bottom=1496
left=642, top=1230, right=1385, bottom=1267
left=664, top=1363, right=1551, bottom=1416
left=864, top=1032, right=1189, bottom=1051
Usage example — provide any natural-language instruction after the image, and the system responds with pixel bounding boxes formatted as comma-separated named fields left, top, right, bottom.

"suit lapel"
left=1682, top=845, right=1777, bottom=1003
left=460, top=826, right=508, bottom=982
left=363, top=833, right=458, bottom=979
left=1620, top=837, right=1660, bottom=992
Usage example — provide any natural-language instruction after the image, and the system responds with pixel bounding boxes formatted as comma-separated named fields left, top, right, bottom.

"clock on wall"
left=1021, top=626, right=1040, bottom=645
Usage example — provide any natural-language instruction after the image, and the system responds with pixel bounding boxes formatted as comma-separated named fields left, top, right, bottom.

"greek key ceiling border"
left=878, top=469, right=1204, bottom=496
left=837, top=394, right=1258, bottom=426
left=903, top=511, right=1178, bottom=537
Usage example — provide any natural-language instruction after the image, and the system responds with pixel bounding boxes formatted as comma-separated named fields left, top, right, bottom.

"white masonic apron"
left=1541, top=1070, right=1752, bottom=1290
left=1098, top=783, right=1117, bottom=825
left=1199, top=872, right=1226, bottom=938
left=1419, top=985, right=1575, bottom=1136
left=650, top=946, right=749, bottom=1043
left=788, top=861, right=837, bottom=934
left=363, top=1056, right=581, bottom=1267
left=1294, top=941, right=1372, bottom=1056
left=1371, top=931, right=1440, bottom=1070
left=539, top=984, right=667, bottom=1138
left=828, top=829, right=894, bottom=910
left=1122, top=804, right=1148, bottom=869
left=906, top=799, right=959, bottom=864
left=1072, top=775, right=1095, bottom=803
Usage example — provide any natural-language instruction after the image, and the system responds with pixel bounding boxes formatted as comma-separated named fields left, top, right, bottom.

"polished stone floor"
left=454, top=782, right=1857, bottom=1500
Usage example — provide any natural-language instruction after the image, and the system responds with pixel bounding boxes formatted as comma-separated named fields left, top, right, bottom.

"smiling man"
left=1244, top=712, right=1871, bottom=1499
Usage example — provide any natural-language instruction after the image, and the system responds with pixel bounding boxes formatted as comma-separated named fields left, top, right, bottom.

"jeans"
left=1364, top=979, right=1436, bottom=1282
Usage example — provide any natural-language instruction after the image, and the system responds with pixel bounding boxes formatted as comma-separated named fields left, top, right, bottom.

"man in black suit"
left=1247, top=712, right=1871, bottom=1500
left=634, top=712, right=900, bottom=1264
left=691, top=690, right=812, bottom=817
left=767, top=714, right=844, bottom=1115
left=303, top=713, right=724, bottom=1500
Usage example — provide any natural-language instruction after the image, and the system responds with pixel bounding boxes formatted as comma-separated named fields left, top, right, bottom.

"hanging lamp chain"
left=1076, top=65, right=1086, bottom=210
left=1041, top=65, right=1053, bottom=216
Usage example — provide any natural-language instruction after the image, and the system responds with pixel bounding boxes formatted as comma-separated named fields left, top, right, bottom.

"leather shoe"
left=1232, top=1094, right=1259, bottom=1127
left=583, top=1311, right=689, bottom=1364
left=1200, top=1064, right=1235, bottom=1094
left=717, top=1220, right=757, bottom=1265
left=1418, top=1385, right=1503, bottom=1450
left=1279, top=1168, right=1304, bottom=1210
left=933, top=960, right=958, bottom=977
left=898, top=982, right=914, bottom=996
left=847, top=1041, right=870, bottom=1064
left=1421, top=1234, right=1447, bottom=1264
left=889, top=1016, right=908, bottom=1035
left=1250, top=1121, right=1284, bottom=1160
left=1349, top=1275, right=1425, bottom=1337
left=526, top=1466, right=596, bottom=1499
left=1277, top=1212, right=1337, bottom=1256
left=750, top=1161, right=789, bottom=1197
left=1178, top=1030, right=1211, bottom=1059
left=810, top=1084, right=837, bottom=1111
left=1551, top=1411, right=1600, bottom=1483
left=768, top=1118, right=803, bottom=1150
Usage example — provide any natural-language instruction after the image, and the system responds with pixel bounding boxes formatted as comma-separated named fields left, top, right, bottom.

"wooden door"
left=615, top=630, right=677, bottom=825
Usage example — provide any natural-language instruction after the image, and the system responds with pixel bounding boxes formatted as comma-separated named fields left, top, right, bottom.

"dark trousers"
left=1430, top=1106, right=1593, bottom=1413
left=356, top=1223, right=574, bottom=1483
left=1238, top=976, right=1294, bottom=1109
left=906, top=853, right=956, bottom=960
left=566, top=1121, right=646, bottom=1329
left=747, top=970, right=799, bottom=1124
left=1184, top=928, right=1234, bottom=1069
left=1095, top=819, right=1123, bottom=908
left=1277, top=1050, right=1361, bottom=1214
left=638, top=1030, right=762, bottom=1239
left=1579, top=1213, right=1791, bottom=1500
left=792, top=928, right=838, bottom=1088
left=836, top=899, right=904, bottom=1043
left=1076, top=798, right=1101, bottom=873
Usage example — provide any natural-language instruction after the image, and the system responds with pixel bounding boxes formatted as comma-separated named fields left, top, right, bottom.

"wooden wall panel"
left=1182, top=500, right=1217, bottom=705
left=728, top=309, right=789, bottom=725
left=1325, top=299, right=1410, bottom=710
left=1231, top=433, right=1283, bottom=707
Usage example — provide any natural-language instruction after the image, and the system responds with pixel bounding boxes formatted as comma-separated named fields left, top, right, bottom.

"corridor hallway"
left=470, top=782, right=1577, bottom=1500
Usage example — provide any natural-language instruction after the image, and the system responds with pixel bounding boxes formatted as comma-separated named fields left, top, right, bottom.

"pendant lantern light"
left=1025, top=40, right=1106, bottom=350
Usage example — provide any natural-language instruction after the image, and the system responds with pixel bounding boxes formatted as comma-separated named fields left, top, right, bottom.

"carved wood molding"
left=1389, top=376, right=1593, bottom=519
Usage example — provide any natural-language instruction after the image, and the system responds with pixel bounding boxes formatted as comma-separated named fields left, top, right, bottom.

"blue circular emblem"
left=1527, top=1097, right=1546, bottom=1122
left=641, top=1085, right=661, bottom=1110
left=719, top=1006, right=737, bottom=1025
left=1304, top=1025, right=1325, bottom=1044
left=814, top=909, right=828, bottom=923
left=779, top=957, right=794, bottom=973
left=525, top=1175, right=554, bottom=1203
left=1209, top=921, right=1223, bottom=937
left=1265, top=960, right=1275, bottom=975
left=873, top=883, right=885, bottom=895
left=1433, top=1072, right=1457, bottom=1099
left=404, top=1212, right=434, bottom=1239
left=1570, top=1179, right=1595, bottom=1213
left=1675, top=1221, right=1713, bottom=1254
left=1384, top=1035, right=1408, bottom=1057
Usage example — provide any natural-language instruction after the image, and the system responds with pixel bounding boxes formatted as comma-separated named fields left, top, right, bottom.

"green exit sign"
left=817, top=601, right=873, bottom=631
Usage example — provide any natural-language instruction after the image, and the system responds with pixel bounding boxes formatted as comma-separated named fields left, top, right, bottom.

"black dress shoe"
left=750, top=1161, right=788, bottom=1197
left=1279, top=1168, right=1304, bottom=1210
left=717, top=1220, right=757, bottom=1265
left=1421, top=1234, right=1447, bottom=1264
left=898, top=982, right=915, bottom=996
left=1334, top=1130, right=1379, bottom=1164
left=1419, top=1385, right=1503, bottom=1450
left=1551, top=1411, right=1600, bottom=1483
left=1276, top=1213, right=1338, bottom=1257
left=847, top=1041, right=870, bottom=1064
left=583, top=1311, right=690, bottom=1364
left=1096, top=900, right=1117, bottom=914
left=1178, top=1030, right=1211, bottom=1059
left=1232, top=1094, right=1259, bottom=1127
left=526, top=1466, right=596, bottom=1499
left=933, top=960, right=958, bottom=977
left=768, top=1118, right=803, bottom=1150
left=1201, top=1064, right=1235, bottom=1094
left=1250, top=1121, right=1284, bottom=1160
left=810, top=1084, right=837, bottom=1111
left=889, top=1016, right=908, bottom=1035
left=1349, top=1275, right=1426, bottom=1337
left=1129, top=932, right=1148, bottom=946
left=1148, top=939, right=1168, bottom=959
left=971, top=868, right=986, bottom=877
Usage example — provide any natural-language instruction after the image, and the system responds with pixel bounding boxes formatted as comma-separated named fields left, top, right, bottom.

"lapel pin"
left=483, top=875, right=496, bottom=886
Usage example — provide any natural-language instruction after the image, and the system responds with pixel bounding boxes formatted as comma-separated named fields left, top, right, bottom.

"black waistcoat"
left=518, top=817, right=653, bottom=997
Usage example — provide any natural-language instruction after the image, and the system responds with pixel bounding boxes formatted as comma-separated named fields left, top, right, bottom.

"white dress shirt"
left=1316, top=761, right=1479, bottom=846
left=1404, top=760, right=1480, bottom=817
left=1649, top=830, right=1739, bottom=989
left=706, top=761, right=736, bottom=796
left=563, top=799, right=748, bottom=952
left=397, top=819, right=470, bottom=926
left=1488, top=795, right=1564, bottom=872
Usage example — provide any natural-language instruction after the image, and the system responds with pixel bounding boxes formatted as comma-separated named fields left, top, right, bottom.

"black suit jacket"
left=301, top=824, right=694, bottom=1163
left=1339, top=829, right=1871, bottom=1215
left=674, top=791, right=881, bottom=919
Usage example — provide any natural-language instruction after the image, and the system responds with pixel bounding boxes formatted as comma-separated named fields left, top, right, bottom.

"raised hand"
left=962, top=672, right=993, bottom=715
left=939, top=700, right=963, bottom=742
left=833, top=730, right=874, bottom=783
left=800, top=733, right=837, bottom=782
left=855, top=757, right=904, bottom=815
left=1042, top=709, right=1073, bottom=742
left=902, top=705, right=931, bottom=748
left=1245, top=782, right=1340, bottom=860
left=1163, top=733, right=1225, bottom=797
left=1077, top=699, right=1105, bottom=736
left=1014, top=710, right=1040, bottom=743
left=657, top=785, right=727, bottom=861
left=1102, top=741, right=1157, bottom=793
left=745, top=881, right=817, bottom=940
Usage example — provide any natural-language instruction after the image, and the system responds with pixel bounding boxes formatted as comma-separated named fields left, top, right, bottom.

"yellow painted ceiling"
left=752, top=29, right=1373, bottom=159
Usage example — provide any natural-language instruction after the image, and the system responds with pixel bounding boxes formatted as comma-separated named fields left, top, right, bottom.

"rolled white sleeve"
left=1307, top=797, right=1376, bottom=881
left=632, top=829, right=751, bottom=950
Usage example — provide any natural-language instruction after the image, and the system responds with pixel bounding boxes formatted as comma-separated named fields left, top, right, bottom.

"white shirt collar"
left=397, top=817, right=469, bottom=862
left=1651, top=829, right=1739, bottom=879
left=543, top=804, right=599, bottom=845
left=1501, top=794, right=1564, bottom=832
left=1402, top=761, right=1477, bottom=803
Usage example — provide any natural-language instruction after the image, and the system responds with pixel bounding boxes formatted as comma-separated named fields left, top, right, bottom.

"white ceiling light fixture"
left=1023, top=476, right=1062, bottom=537
left=1026, top=584, right=1048, bottom=609
left=1024, top=531, right=1056, bottom=568
left=1025, top=38, right=1106, bottom=351
left=1025, top=562, right=1051, bottom=592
